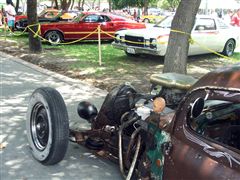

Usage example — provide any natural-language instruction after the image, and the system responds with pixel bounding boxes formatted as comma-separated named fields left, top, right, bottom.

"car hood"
left=117, top=27, right=170, bottom=38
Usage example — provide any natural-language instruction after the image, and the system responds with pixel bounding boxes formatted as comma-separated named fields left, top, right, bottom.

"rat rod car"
left=26, top=64, right=240, bottom=179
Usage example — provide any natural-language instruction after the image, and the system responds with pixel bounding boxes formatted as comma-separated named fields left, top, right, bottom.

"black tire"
left=125, top=51, right=140, bottom=57
left=15, top=22, right=20, bottom=31
left=143, top=18, right=150, bottom=23
left=222, top=39, right=235, bottom=57
left=26, top=87, right=69, bottom=165
left=45, top=31, right=63, bottom=45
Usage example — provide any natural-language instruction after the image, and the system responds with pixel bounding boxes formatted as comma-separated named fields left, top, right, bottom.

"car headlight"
left=120, top=36, right=125, bottom=43
left=150, top=38, right=157, bottom=49
left=115, top=34, right=120, bottom=43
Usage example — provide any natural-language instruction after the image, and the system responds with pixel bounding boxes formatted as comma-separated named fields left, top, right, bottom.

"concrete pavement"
left=0, top=52, right=123, bottom=180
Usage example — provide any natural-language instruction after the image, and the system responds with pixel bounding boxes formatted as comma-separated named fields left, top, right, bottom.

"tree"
left=53, top=0, right=59, bottom=9
left=112, top=0, right=157, bottom=10
left=163, top=0, right=201, bottom=74
left=108, top=0, right=112, bottom=12
left=15, top=0, right=20, bottom=14
left=60, top=0, right=72, bottom=11
left=143, top=0, right=148, bottom=15
left=27, top=0, right=42, bottom=53
left=159, top=0, right=180, bottom=11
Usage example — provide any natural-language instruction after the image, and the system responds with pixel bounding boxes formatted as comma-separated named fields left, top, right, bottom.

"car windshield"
left=39, top=10, right=47, bottom=17
left=72, top=13, right=86, bottom=22
left=154, top=16, right=173, bottom=28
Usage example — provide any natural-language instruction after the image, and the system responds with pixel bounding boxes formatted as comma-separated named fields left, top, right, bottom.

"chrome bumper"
left=112, top=42, right=161, bottom=56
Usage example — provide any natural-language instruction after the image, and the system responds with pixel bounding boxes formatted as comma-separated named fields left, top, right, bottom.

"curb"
left=1, top=51, right=107, bottom=96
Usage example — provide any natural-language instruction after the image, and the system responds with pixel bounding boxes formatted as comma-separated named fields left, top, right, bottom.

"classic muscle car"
left=39, top=12, right=146, bottom=44
left=112, top=15, right=240, bottom=57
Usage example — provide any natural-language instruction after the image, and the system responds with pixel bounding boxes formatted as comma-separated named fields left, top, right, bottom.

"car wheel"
left=222, top=39, right=235, bottom=57
left=26, top=87, right=69, bottom=165
left=15, top=22, right=21, bottom=31
left=125, top=51, right=140, bottom=57
left=143, top=18, right=150, bottom=23
left=45, top=31, right=63, bottom=45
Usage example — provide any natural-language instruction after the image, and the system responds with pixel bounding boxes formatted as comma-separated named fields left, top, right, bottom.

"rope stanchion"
left=98, top=25, right=102, bottom=66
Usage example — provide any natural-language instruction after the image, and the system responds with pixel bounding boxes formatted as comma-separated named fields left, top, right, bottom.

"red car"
left=39, top=12, right=146, bottom=44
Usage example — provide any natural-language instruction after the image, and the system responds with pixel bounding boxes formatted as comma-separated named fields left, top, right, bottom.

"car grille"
left=125, top=35, right=144, bottom=47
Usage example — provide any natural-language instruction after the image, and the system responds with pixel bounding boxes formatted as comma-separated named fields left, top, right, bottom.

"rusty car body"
left=26, top=63, right=240, bottom=179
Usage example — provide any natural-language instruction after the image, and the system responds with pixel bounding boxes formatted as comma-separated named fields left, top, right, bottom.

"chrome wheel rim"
left=48, top=32, right=60, bottom=43
left=31, top=103, right=49, bottom=151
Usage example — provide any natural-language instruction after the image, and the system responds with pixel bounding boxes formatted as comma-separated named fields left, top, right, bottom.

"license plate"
left=126, top=47, right=135, bottom=54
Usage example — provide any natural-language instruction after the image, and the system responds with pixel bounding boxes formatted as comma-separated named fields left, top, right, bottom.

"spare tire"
left=26, top=87, right=69, bottom=165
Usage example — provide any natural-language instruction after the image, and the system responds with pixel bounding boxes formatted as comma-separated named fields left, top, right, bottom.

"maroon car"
left=39, top=12, right=146, bottom=44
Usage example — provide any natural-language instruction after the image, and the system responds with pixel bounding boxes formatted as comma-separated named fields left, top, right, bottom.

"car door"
left=163, top=88, right=240, bottom=179
left=64, top=14, right=101, bottom=40
left=189, top=18, right=221, bottom=55
left=98, top=15, right=116, bottom=39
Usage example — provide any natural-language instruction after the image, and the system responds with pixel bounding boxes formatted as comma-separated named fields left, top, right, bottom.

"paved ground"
left=0, top=52, right=123, bottom=180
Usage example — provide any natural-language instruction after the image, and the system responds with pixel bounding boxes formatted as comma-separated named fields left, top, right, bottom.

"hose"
left=125, top=127, right=141, bottom=168
left=118, top=117, right=138, bottom=178
left=126, top=134, right=141, bottom=180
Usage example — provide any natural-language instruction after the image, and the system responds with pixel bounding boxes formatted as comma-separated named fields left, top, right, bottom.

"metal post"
left=98, top=25, right=102, bottom=66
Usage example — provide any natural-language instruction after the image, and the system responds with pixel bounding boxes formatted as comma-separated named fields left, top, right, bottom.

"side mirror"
left=191, top=98, right=204, bottom=118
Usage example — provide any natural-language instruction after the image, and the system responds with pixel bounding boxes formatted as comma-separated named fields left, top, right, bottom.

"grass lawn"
left=233, top=52, right=240, bottom=59
left=0, top=31, right=239, bottom=78
left=1, top=31, right=239, bottom=91
left=0, top=31, right=158, bottom=77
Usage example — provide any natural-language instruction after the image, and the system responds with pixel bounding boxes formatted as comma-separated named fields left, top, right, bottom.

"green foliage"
left=112, top=0, right=158, bottom=9
left=159, top=0, right=180, bottom=10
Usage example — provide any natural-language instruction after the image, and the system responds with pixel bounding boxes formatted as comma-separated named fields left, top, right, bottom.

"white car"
left=112, top=15, right=240, bottom=57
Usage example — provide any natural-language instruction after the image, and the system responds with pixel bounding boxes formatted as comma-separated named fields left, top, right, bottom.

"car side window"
left=101, top=15, right=111, bottom=22
left=194, top=18, right=216, bottom=31
left=217, top=19, right=229, bottom=29
left=83, top=15, right=100, bottom=22
left=188, top=95, right=240, bottom=152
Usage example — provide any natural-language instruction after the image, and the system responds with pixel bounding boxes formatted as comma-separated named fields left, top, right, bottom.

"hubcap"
left=48, top=32, right=60, bottom=43
left=31, top=103, right=49, bottom=151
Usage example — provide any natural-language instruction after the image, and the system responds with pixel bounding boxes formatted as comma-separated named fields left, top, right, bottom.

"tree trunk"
left=61, top=0, right=71, bottom=11
left=108, top=0, right=112, bottom=12
left=143, top=0, right=148, bottom=15
left=78, top=0, right=82, bottom=10
left=81, top=0, right=85, bottom=10
left=70, top=0, right=75, bottom=10
left=67, top=0, right=72, bottom=10
left=163, top=0, right=201, bottom=74
left=92, top=0, right=96, bottom=9
left=54, top=0, right=59, bottom=9
left=15, top=0, right=20, bottom=14
left=27, top=0, right=42, bottom=53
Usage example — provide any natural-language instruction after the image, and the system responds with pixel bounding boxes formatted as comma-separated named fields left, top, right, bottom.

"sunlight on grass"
left=1, top=32, right=239, bottom=78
